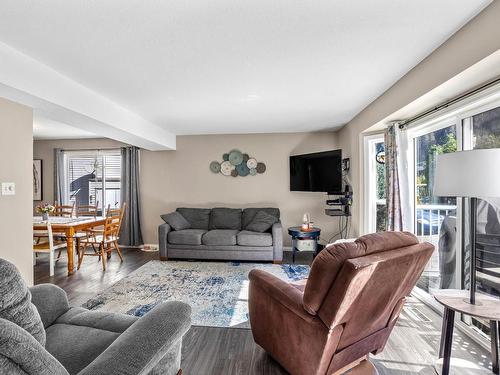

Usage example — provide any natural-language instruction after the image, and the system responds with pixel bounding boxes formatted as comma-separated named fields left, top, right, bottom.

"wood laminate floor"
left=34, top=249, right=494, bottom=375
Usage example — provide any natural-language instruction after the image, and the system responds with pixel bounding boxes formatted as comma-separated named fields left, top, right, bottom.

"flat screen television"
left=290, top=149, right=342, bottom=194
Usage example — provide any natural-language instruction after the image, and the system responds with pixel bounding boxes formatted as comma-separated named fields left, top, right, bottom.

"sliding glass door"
left=407, top=97, right=500, bottom=341
left=412, top=123, right=459, bottom=294
left=464, top=105, right=500, bottom=299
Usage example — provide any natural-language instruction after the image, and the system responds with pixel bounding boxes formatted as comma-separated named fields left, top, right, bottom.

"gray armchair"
left=0, top=259, right=191, bottom=375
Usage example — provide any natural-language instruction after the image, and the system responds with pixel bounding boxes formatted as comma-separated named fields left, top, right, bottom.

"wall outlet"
left=1, top=182, right=15, bottom=195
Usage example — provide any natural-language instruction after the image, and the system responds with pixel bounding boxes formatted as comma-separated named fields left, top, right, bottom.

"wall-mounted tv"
left=290, top=149, right=342, bottom=194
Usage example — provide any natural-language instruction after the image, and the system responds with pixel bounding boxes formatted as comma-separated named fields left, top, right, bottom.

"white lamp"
left=434, top=149, right=500, bottom=304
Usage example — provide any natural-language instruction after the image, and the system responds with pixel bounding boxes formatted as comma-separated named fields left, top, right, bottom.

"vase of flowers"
left=36, top=203, right=54, bottom=221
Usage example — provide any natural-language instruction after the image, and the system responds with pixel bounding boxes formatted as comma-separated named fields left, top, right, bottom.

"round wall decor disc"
left=209, top=161, right=221, bottom=173
left=256, top=162, right=266, bottom=173
left=246, top=158, right=257, bottom=169
left=236, top=163, right=250, bottom=176
left=242, top=153, right=250, bottom=162
left=249, top=168, right=257, bottom=176
left=228, top=150, right=244, bottom=165
left=223, top=153, right=229, bottom=161
left=220, top=161, right=234, bottom=176
left=231, top=169, right=238, bottom=177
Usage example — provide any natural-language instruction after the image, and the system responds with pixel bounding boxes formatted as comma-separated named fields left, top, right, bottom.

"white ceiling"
left=0, top=0, right=491, bottom=139
left=33, top=115, right=96, bottom=140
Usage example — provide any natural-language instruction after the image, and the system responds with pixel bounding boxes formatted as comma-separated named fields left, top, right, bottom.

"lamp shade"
left=434, top=149, right=500, bottom=198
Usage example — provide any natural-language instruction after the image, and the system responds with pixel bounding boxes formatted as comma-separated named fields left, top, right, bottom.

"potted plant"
left=36, top=203, right=55, bottom=221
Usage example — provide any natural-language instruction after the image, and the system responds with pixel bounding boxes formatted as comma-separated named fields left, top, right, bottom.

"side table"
left=433, top=289, right=500, bottom=375
left=288, top=226, right=321, bottom=263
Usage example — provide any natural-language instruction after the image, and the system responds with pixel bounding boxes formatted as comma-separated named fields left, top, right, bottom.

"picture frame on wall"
left=33, top=159, right=43, bottom=201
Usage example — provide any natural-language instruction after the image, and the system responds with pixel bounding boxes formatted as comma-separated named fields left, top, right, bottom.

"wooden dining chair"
left=106, top=202, right=126, bottom=219
left=77, top=204, right=126, bottom=271
left=33, top=222, right=67, bottom=276
left=53, top=202, right=76, bottom=217
left=76, top=202, right=99, bottom=218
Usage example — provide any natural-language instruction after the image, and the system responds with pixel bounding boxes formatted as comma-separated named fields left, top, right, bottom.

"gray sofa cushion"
left=168, top=229, right=207, bottom=245
left=0, top=259, right=46, bottom=346
left=160, top=212, right=191, bottom=231
left=176, top=208, right=211, bottom=230
left=55, top=307, right=138, bottom=333
left=237, top=230, right=273, bottom=247
left=242, top=208, right=280, bottom=229
left=45, top=323, right=120, bottom=375
left=245, top=210, right=279, bottom=232
left=209, top=208, right=242, bottom=230
left=202, top=230, right=239, bottom=246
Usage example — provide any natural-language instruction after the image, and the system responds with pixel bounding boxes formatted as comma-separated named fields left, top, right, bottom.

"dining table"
left=33, top=216, right=106, bottom=276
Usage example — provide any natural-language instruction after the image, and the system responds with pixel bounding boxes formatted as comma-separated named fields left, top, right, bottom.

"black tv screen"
left=290, top=150, right=342, bottom=194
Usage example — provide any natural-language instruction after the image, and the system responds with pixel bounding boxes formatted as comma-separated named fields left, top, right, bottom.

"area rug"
left=83, top=260, right=309, bottom=328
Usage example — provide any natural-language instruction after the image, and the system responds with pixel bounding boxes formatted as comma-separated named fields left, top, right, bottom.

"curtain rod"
left=60, top=147, right=123, bottom=152
left=398, top=76, right=500, bottom=129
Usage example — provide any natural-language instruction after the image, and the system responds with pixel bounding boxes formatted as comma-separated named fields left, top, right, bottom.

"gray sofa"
left=158, top=207, right=283, bottom=262
left=0, top=258, right=191, bottom=375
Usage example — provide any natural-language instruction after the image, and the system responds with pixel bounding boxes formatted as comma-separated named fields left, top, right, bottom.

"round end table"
left=433, top=289, right=500, bottom=375
left=288, top=226, right=321, bottom=263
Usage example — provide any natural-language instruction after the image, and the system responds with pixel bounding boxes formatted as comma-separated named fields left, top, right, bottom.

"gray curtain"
left=385, top=124, right=403, bottom=231
left=120, top=146, right=144, bottom=246
left=54, top=148, right=66, bottom=204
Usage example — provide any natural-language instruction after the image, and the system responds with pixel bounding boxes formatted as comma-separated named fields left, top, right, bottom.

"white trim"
left=405, top=80, right=500, bottom=132
left=363, top=133, right=385, bottom=234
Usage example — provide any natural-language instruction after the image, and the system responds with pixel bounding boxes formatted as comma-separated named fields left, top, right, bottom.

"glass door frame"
left=363, top=133, right=385, bottom=235
left=407, top=115, right=463, bottom=290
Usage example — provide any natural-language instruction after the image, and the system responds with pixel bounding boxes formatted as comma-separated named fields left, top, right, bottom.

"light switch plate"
left=1, top=182, right=15, bottom=195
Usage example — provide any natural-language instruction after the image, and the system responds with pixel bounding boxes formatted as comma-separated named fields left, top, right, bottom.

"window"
left=363, top=135, right=386, bottom=234
left=461, top=104, right=500, bottom=336
left=412, top=124, right=458, bottom=294
left=403, top=88, right=500, bottom=343
left=62, top=150, right=121, bottom=213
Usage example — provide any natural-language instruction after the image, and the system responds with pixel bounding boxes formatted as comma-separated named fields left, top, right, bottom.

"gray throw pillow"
left=0, top=259, right=46, bottom=346
left=160, top=212, right=191, bottom=231
left=245, top=210, right=278, bottom=233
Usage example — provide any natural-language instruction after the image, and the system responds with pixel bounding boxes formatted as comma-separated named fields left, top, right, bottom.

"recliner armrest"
left=249, top=269, right=313, bottom=322
left=77, top=301, right=191, bottom=375
left=30, top=284, right=70, bottom=328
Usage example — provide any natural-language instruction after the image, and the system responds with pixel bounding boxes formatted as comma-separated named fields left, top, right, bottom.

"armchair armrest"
left=158, top=223, right=172, bottom=260
left=78, top=301, right=191, bottom=375
left=0, top=317, right=69, bottom=375
left=249, top=269, right=313, bottom=322
left=30, top=284, right=70, bottom=328
left=272, top=222, right=283, bottom=261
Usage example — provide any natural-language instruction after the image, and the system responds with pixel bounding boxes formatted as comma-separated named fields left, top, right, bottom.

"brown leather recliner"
left=248, top=231, right=434, bottom=375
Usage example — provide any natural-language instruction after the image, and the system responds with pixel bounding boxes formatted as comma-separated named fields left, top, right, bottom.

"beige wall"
left=0, top=98, right=33, bottom=284
left=337, top=0, right=500, bottom=236
left=35, top=132, right=339, bottom=246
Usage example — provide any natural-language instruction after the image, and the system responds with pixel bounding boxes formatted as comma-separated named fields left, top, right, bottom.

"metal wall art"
left=210, top=149, right=266, bottom=177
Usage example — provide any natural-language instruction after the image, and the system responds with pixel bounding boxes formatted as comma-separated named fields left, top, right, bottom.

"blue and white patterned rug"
left=83, top=260, right=309, bottom=328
